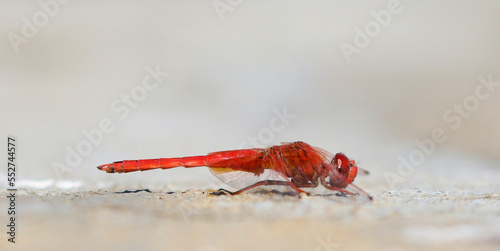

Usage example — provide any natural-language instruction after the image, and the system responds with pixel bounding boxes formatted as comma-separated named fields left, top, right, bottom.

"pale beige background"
left=1, top=1, right=499, bottom=190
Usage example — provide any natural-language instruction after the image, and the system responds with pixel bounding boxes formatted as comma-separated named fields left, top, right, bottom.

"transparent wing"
left=209, top=168, right=289, bottom=190
left=310, top=146, right=334, bottom=163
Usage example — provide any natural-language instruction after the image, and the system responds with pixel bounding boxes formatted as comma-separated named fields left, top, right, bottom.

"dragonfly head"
left=328, top=153, right=358, bottom=187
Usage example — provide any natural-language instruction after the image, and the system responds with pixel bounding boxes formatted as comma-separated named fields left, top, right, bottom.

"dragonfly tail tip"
left=97, top=164, right=106, bottom=171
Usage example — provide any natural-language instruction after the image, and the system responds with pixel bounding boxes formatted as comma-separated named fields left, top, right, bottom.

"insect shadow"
left=312, top=192, right=349, bottom=198
left=210, top=188, right=308, bottom=197
left=115, top=189, right=153, bottom=194
left=209, top=189, right=298, bottom=197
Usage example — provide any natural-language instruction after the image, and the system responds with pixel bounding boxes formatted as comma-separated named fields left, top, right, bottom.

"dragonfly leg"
left=323, top=183, right=373, bottom=201
left=319, top=172, right=373, bottom=200
left=215, top=180, right=311, bottom=196
left=323, top=186, right=356, bottom=195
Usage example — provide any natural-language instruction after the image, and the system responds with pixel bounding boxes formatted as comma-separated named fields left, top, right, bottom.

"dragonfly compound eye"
left=332, top=153, right=350, bottom=177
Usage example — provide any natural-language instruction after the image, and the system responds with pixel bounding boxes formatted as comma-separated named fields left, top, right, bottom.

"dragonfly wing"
left=207, top=148, right=289, bottom=190
left=209, top=168, right=290, bottom=190
left=310, top=146, right=334, bottom=163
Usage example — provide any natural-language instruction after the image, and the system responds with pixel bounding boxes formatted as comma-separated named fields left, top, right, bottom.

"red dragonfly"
left=97, top=141, right=371, bottom=200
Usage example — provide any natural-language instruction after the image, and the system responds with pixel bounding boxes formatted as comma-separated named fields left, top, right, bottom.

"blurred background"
left=1, top=0, right=499, bottom=192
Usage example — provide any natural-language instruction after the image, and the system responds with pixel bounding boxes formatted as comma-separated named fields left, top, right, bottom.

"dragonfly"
left=97, top=141, right=372, bottom=200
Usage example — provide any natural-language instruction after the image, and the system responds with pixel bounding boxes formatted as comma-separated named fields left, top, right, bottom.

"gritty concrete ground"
left=1, top=182, right=499, bottom=251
